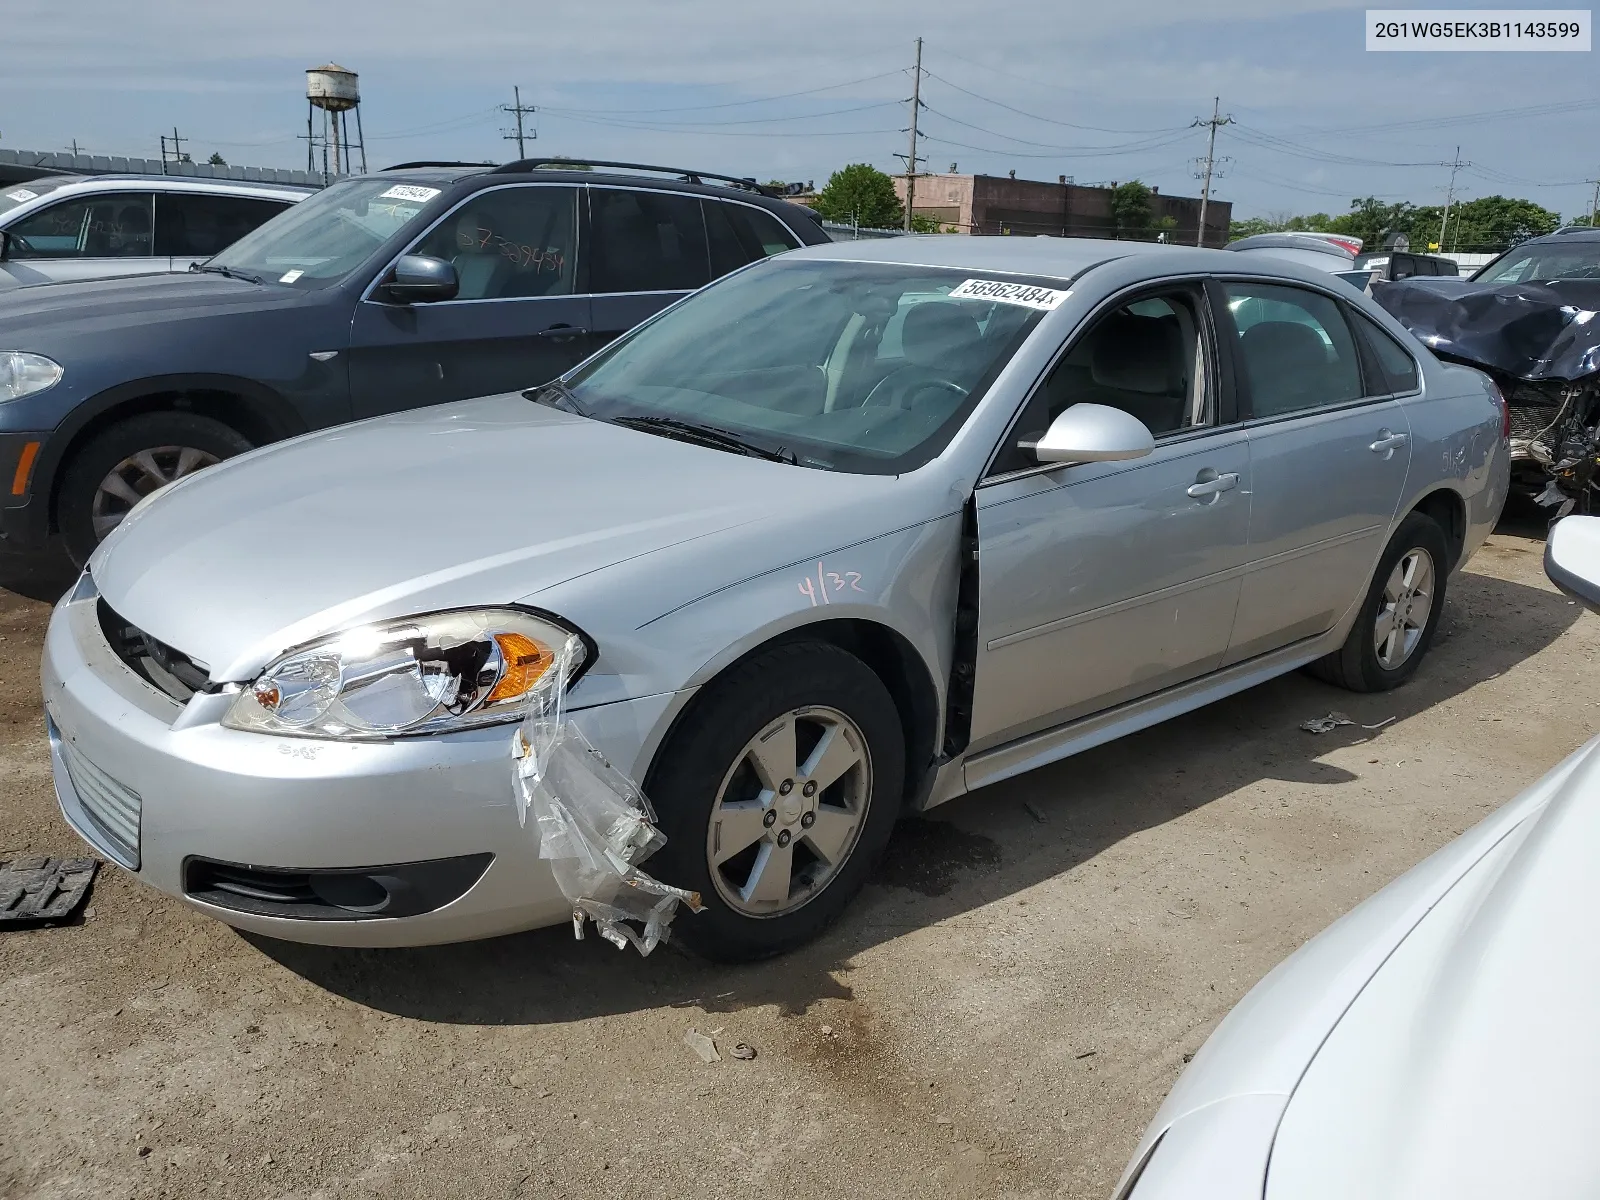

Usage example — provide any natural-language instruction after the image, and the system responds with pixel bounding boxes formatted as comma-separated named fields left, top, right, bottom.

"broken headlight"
left=222, top=608, right=588, bottom=739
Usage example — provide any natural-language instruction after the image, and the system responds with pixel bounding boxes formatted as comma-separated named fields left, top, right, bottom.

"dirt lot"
left=1, top=519, right=1593, bottom=1200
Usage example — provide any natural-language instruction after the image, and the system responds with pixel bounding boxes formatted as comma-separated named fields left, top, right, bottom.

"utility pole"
left=895, top=37, right=925, bottom=232
left=1438, top=146, right=1466, bottom=252
left=1588, top=174, right=1599, bottom=227
left=69, top=138, right=80, bottom=157
left=1191, top=98, right=1233, bottom=247
left=159, top=128, right=186, bottom=175
left=502, top=86, right=537, bottom=159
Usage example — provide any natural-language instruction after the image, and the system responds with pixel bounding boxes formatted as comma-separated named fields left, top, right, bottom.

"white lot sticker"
left=377, top=184, right=441, bottom=203
left=279, top=269, right=304, bottom=283
left=948, top=278, right=1070, bottom=310
left=4, top=188, right=38, bottom=203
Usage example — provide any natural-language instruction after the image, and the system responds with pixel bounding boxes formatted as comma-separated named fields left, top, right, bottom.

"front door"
left=1218, top=280, right=1413, bottom=664
left=969, top=285, right=1252, bottom=752
left=348, top=184, right=592, bottom=419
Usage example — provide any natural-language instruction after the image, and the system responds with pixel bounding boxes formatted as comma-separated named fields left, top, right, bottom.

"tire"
left=58, top=413, right=253, bottom=565
left=646, top=641, right=905, bottom=962
left=1307, top=511, right=1450, bottom=693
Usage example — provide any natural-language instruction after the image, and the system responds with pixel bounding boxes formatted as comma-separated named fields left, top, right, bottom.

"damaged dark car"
left=1375, top=225, right=1600, bottom=512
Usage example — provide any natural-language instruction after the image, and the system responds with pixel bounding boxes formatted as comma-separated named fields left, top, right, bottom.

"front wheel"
left=1307, top=511, right=1449, bottom=693
left=646, top=641, right=905, bottom=962
left=57, top=413, right=253, bottom=565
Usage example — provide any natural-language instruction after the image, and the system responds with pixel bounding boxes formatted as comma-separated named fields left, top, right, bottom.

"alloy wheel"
left=1374, top=547, right=1436, bottom=670
left=705, top=705, right=873, bottom=917
left=91, top=445, right=221, bottom=540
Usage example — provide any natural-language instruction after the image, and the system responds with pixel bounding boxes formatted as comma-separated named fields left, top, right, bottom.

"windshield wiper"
left=524, top=378, right=588, bottom=416
left=612, top=415, right=797, bottom=464
left=197, top=263, right=264, bottom=285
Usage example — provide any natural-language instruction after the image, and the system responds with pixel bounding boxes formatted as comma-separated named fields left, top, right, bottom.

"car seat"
left=1239, top=321, right=1333, bottom=415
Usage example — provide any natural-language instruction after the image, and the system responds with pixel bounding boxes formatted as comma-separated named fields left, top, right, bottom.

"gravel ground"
left=1, top=517, right=1592, bottom=1200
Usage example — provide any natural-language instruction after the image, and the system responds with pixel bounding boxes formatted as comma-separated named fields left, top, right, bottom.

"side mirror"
left=383, top=254, right=458, bottom=304
left=1545, top=516, right=1600, bottom=614
left=1024, top=402, right=1155, bottom=466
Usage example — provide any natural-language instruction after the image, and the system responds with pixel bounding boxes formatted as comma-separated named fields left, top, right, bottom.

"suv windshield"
left=562, top=259, right=1054, bottom=474
left=206, top=177, right=443, bottom=285
left=1473, top=241, right=1600, bottom=283
left=0, top=177, right=72, bottom=218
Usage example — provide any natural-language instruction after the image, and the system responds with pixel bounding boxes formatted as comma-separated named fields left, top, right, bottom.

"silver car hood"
left=1264, top=736, right=1600, bottom=1199
left=90, top=395, right=903, bottom=682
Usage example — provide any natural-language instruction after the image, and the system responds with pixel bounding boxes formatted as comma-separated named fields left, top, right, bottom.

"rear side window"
left=411, top=185, right=578, bottom=300
left=705, top=200, right=800, bottom=276
left=155, top=194, right=289, bottom=258
left=1434, top=258, right=1459, bottom=277
left=1350, top=309, right=1420, bottom=394
left=1224, top=282, right=1363, bottom=418
left=7, top=193, right=153, bottom=259
left=589, top=188, right=710, bottom=293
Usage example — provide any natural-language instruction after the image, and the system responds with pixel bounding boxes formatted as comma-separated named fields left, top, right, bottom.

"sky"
left=4, top=0, right=1597, bottom=221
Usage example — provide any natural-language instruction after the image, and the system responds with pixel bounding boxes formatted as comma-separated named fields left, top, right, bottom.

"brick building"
left=893, top=172, right=1231, bottom=247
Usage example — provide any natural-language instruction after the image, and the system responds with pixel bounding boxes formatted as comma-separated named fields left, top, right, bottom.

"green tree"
left=1441, top=196, right=1559, bottom=251
left=908, top=211, right=942, bottom=233
left=207, top=152, right=227, bottom=167
left=1109, top=180, right=1153, bottom=239
left=814, top=164, right=903, bottom=229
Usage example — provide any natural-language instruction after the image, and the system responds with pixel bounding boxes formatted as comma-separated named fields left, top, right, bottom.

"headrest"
left=901, top=302, right=984, bottom=368
left=1090, top=313, right=1182, bottom=394
left=1239, top=321, right=1327, bottom=376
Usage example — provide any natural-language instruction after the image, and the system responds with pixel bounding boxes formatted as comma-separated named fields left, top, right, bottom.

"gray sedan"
left=41, top=236, right=1509, bottom=961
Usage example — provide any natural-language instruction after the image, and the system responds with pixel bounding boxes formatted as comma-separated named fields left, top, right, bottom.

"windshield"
left=0, top=177, right=73, bottom=219
left=562, top=260, right=1055, bottom=474
left=207, top=176, right=443, bottom=285
left=1473, top=241, right=1600, bottom=284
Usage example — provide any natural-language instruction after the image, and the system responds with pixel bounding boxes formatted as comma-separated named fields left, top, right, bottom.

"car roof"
left=783, top=234, right=1237, bottom=281
left=372, top=163, right=804, bottom=208
left=22, top=173, right=313, bottom=197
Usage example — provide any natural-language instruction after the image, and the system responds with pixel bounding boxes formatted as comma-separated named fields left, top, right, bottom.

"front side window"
left=989, top=290, right=1209, bottom=477
left=589, top=188, right=710, bottom=293
left=208, top=176, right=443, bottom=286
left=154, top=193, right=290, bottom=259
left=410, top=186, right=577, bottom=300
left=1225, top=282, right=1363, bottom=418
left=560, top=260, right=1052, bottom=474
left=6, top=193, right=153, bottom=259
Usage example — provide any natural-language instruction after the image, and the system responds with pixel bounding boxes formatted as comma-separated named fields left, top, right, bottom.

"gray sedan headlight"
left=0, top=351, right=64, bottom=402
left=223, top=608, right=587, bottom=739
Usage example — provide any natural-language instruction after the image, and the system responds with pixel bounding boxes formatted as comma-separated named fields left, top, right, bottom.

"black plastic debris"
left=0, top=855, right=99, bottom=927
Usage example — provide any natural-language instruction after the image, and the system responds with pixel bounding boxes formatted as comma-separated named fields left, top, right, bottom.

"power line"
left=920, top=105, right=1196, bottom=153
left=537, top=69, right=905, bottom=116
left=918, top=128, right=1198, bottom=160
left=922, top=70, right=1188, bottom=135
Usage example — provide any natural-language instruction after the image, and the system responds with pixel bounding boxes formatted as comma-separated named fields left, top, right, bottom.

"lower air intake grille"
left=1509, top=406, right=1555, bottom=443
left=59, top=737, right=142, bottom=869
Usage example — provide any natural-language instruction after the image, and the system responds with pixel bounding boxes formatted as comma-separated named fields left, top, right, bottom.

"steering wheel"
left=862, top=366, right=969, bottom=410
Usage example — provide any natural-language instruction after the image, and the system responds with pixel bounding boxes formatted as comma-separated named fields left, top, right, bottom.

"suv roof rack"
left=492, top=158, right=773, bottom=195
left=383, top=160, right=497, bottom=171
left=1554, top=224, right=1600, bottom=235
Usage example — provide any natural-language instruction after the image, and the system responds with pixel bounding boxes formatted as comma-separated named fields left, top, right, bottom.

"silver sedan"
left=41, top=235, right=1509, bottom=961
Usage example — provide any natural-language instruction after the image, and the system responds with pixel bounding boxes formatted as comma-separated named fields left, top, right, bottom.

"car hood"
left=0, top=269, right=300, bottom=341
left=1375, top=276, right=1600, bottom=382
left=1264, top=735, right=1600, bottom=1199
left=90, top=394, right=907, bottom=682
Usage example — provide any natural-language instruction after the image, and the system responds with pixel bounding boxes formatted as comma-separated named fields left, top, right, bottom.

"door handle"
left=1370, top=430, right=1410, bottom=454
left=537, top=325, right=588, bottom=341
left=1187, top=471, right=1240, bottom=499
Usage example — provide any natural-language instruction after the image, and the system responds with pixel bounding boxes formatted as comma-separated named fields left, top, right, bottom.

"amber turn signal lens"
left=252, top=680, right=282, bottom=711
left=485, top=633, right=554, bottom=705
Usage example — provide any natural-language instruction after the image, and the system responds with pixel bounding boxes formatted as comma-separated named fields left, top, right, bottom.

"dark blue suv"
left=0, top=160, right=828, bottom=562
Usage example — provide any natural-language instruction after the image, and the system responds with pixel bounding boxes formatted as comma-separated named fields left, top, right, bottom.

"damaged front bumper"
left=41, top=590, right=683, bottom=948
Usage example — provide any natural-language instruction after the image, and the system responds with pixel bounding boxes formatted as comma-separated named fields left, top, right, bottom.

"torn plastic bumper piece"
left=512, top=639, right=700, bottom=955
left=0, top=855, right=98, bottom=926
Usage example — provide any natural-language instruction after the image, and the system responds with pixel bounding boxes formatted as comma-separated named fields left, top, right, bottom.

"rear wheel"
left=646, top=641, right=905, bottom=962
left=1307, top=511, right=1449, bottom=693
left=57, top=413, right=252, bottom=565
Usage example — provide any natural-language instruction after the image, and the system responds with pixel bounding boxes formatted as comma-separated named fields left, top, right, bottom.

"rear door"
left=1, top=191, right=156, bottom=283
left=969, top=282, right=1252, bottom=751
left=153, top=191, right=293, bottom=271
left=1220, top=279, right=1412, bottom=664
left=347, top=183, right=590, bottom=418
left=586, top=186, right=712, bottom=349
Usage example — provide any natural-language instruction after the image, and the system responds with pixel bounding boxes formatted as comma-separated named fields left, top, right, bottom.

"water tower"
left=305, top=63, right=367, bottom=180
